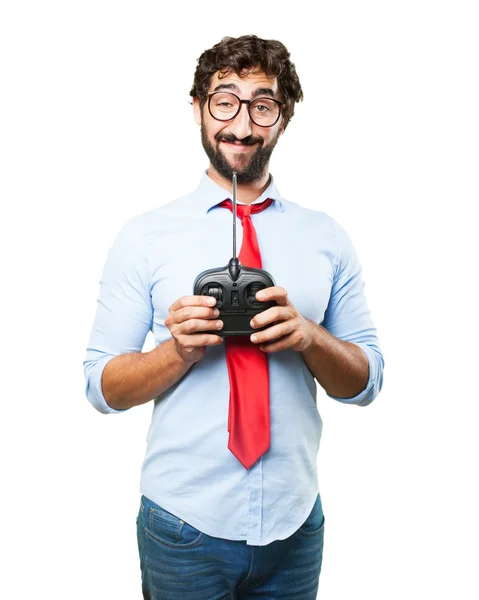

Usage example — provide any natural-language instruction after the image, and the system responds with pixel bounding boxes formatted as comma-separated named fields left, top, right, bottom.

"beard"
left=200, top=117, right=282, bottom=185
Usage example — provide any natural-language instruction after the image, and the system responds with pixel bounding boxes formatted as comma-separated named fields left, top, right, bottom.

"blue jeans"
left=136, top=493, right=325, bottom=599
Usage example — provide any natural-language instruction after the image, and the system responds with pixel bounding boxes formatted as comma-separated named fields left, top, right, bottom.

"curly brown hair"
left=189, top=34, right=304, bottom=132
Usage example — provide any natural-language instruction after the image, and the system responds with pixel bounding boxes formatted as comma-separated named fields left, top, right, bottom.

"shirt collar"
left=194, top=169, right=285, bottom=214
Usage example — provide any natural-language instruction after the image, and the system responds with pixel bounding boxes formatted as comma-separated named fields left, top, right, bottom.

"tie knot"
left=217, top=198, right=274, bottom=219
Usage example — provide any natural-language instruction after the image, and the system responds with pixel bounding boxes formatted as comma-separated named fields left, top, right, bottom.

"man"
left=83, top=34, right=384, bottom=599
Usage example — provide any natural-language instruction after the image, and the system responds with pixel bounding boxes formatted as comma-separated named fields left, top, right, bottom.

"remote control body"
left=193, top=258, right=277, bottom=336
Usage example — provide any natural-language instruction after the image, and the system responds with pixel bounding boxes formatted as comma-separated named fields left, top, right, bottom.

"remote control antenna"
left=232, top=171, right=237, bottom=259
left=227, top=170, right=241, bottom=281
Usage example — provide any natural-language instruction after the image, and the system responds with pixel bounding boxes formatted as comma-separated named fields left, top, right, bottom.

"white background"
left=1, top=1, right=478, bottom=598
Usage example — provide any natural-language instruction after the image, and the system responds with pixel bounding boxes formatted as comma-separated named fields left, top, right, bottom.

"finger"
left=172, top=305, right=220, bottom=324
left=168, top=295, right=216, bottom=313
left=178, top=318, right=223, bottom=335
left=255, top=286, right=289, bottom=306
left=250, top=320, right=293, bottom=345
left=178, top=333, right=224, bottom=347
left=250, top=306, right=288, bottom=330
left=258, top=331, right=295, bottom=353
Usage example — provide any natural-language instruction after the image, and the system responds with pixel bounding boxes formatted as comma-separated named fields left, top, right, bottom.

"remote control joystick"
left=201, top=285, right=224, bottom=303
left=193, top=171, right=277, bottom=336
left=246, top=283, right=266, bottom=308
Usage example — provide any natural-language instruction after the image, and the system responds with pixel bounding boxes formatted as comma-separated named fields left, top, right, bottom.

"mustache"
left=218, top=135, right=262, bottom=146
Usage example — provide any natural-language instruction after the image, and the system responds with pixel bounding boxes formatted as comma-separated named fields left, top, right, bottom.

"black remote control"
left=193, top=171, right=277, bottom=336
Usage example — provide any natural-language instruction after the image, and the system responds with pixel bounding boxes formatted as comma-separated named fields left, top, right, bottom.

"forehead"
left=209, top=68, right=279, bottom=98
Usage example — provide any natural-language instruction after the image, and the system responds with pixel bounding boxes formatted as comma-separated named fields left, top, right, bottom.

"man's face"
left=193, top=68, right=285, bottom=184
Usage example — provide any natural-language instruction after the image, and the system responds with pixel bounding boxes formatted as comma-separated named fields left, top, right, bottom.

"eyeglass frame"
left=206, top=91, right=285, bottom=128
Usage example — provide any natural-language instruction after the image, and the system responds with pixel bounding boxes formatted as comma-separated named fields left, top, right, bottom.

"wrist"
left=168, top=337, right=202, bottom=368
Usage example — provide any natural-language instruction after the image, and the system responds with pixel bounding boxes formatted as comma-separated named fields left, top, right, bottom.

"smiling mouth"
left=220, top=140, right=255, bottom=149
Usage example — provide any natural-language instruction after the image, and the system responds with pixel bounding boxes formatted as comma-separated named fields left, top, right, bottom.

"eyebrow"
left=212, top=83, right=277, bottom=99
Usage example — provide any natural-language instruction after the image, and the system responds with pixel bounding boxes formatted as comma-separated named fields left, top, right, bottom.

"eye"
left=251, top=99, right=275, bottom=114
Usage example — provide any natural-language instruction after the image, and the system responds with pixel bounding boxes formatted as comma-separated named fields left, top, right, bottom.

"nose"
left=228, top=102, right=253, bottom=140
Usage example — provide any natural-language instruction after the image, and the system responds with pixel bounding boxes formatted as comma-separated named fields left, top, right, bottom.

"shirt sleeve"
left=82, top=217, right=153, bottom=414
left=321, top=219, right=385, bottom=407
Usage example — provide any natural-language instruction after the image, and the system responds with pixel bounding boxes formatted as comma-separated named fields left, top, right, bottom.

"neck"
left=206, top=166, right=270, bottom=205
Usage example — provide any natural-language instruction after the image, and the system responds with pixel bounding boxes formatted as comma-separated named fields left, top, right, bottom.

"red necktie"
left=217, top=197, right=274, bottom=469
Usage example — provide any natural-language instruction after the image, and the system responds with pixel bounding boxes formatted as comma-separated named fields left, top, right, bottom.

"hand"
left=164, top=295, right=224, bottom=364
left=249, top=286, right=315, bottom=353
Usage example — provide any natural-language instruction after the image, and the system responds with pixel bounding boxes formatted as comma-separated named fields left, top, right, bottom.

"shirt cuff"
left=326, top=342, right=378, bottom=407
left=84, top=354, right=129, bottom=414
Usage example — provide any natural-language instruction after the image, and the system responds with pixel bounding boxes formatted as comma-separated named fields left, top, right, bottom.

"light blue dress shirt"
left=83, top=169, right=384, bottom=546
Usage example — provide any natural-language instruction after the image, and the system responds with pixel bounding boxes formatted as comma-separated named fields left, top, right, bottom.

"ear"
left=192, top=96, right=202, bottom=126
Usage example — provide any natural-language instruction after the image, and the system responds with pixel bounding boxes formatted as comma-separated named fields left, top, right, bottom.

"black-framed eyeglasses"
left=207, top=91, right=284, bottom=128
